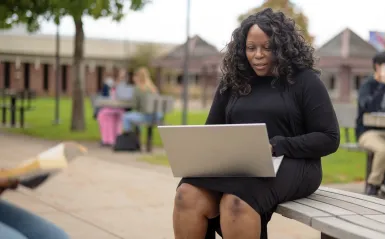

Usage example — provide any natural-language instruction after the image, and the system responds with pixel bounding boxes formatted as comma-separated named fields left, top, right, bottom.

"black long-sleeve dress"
left=179, top=69, right=340, bottom=239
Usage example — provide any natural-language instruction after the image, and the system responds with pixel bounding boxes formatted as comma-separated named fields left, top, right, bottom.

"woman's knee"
left=122, top=113, right=131, bottom=121
left=174, top=183, right=219, bottom=218
left=0, top=222, right=28, bottom=239
left=124, top=112, right=143, bottom=120
left=0, top=200, right=69, bottom=239
left=174, top=183, right=205, bottom=209
left=22, top=219, right=69, bottom=239
left=220, top=194, right=255, bottom=217
left=38, top=225, right=69, bottom=239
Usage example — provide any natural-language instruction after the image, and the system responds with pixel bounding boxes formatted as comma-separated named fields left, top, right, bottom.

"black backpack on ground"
left=113, top=132, right=141, bottom=152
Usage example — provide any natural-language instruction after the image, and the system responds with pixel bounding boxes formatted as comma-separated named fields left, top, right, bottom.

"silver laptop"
left=115, top=82, right=134, bottom=100
left=158, top=123, right=283, bottom=178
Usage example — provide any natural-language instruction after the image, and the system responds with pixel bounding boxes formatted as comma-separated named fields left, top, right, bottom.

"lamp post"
left=181, top=0, right=191, bottom=125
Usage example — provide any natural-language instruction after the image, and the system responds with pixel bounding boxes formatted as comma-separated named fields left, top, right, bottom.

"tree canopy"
left=0, top=0, right=148, bottom=28
left=0, top=0, right=149, bottom=131
left=238, top=0, right=314, bottom=44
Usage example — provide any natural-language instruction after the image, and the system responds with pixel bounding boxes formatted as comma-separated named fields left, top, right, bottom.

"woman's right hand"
left=0, top=178, right=19, bottom=195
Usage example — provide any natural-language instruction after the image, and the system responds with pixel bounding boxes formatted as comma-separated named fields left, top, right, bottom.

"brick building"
left=152, top=29, right=380, bottom=104
left=316, top=28, right=378, bottom=102
left=0, top=27, right=177, bottom=96
left=1, top=26, right=378, bottom=103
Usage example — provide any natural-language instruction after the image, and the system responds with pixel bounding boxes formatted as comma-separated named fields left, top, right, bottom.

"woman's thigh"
left=0, top=200, right=68, bottom=239
left=207, top=158, right=321, bottom=239
left=274, top=158, right=322, bottom=203
left=180, top=158, right=321, bottom=213
left=97, top=108, right=114, bottom=123
left=0, top=222, right=27, bottom=239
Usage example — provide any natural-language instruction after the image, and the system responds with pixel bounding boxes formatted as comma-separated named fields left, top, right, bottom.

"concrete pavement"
left=0, top=132, right=364, bottom=239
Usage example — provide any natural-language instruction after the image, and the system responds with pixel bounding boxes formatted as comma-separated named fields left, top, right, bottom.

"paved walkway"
left=0, top=132, right=365, bottom=239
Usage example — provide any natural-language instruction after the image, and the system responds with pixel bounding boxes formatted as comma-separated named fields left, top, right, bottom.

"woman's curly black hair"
left=220, top=8, right=319, bottom=95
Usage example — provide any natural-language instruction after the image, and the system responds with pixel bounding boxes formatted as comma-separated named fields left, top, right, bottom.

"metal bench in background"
left=0, top=89, right=36, bottom=128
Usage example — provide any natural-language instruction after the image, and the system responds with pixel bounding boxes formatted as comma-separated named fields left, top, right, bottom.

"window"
left=43, top=64, right=49, bottom=92
left=128, top=70, right=134, bottom=84
left=61, top=65, right=67, bottom=92
left=329, top=75, right=335, bottom=90
left=354, top=75, right=361, bottom=90
left=177, top=75, right=183, bottom=85
left=97, top=66, right=103, bottom=91
left=194, top=75, right=199, bottom=85
left=3, top=62, right=10, bottom=88
left=24, top=63, right=30, bottom=89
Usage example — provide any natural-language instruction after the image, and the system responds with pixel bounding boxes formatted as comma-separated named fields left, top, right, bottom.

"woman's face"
left=118, top=69, right=126, bottom=82
left=133, top=73, right=144, bottom=85
left=375, top=63, right=385, bottom=83
left=245, top=24, right=273, bottom=76
left=105, top=78, right=114, bottom=87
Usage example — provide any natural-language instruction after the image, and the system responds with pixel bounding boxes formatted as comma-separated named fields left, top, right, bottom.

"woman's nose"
left=254, top=47, right=264, bottom=59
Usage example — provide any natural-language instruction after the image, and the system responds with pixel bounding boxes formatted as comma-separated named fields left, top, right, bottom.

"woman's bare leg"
left=173, top=183, right=220, bottom=239
left=219, top=194, right=261, bottom=239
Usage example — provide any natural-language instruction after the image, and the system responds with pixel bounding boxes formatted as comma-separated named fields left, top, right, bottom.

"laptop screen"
left=115, top=82, right=134, bottom=100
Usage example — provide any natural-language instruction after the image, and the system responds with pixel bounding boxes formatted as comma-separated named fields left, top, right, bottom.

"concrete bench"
left=333, top=103, right=374, bottom=192
left=333, top=103, right=363, bottom=152
left=90, top=94, right=174, bottom=152
left=139, top=94, right=174, bottom=152
left=277, top=186, right=385, bottom=239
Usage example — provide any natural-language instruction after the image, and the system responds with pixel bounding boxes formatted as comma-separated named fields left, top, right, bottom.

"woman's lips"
left=253, top=64, right=267, bottom=70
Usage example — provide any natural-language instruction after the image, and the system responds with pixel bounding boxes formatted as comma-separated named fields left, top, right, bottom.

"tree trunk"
left=70, top=18, right=86, bottom=131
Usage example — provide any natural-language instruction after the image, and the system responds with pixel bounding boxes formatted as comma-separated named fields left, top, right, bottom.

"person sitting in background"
left=356, top=51, right=385, bottom=196
left=93, top=77, right=115, bottom=120
left=115, top=71, right=135, bottom=104
left=0, top=178, right=69, bottom=239
left=101, top=77, right=114, bottom=97
left=122, top=67, right=163, bottom=133
left=97, top=73, right=126, bottom=146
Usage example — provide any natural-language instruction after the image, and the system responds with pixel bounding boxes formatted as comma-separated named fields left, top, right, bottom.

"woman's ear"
left=379, top=64, right=385, bottom=83
left=374, top=64, right=380, bottom=81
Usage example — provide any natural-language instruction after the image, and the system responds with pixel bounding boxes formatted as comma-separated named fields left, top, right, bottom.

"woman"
left=97, top=72, right=125, bottom=146
left=0, top=179, right=69, bottom=239
left=122, top=67, right=162, bottom=133
left=173, top=8, right=340, bottom=239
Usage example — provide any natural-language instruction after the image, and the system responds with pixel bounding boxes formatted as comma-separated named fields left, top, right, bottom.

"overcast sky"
left=38, top=0, right=385, bottom=50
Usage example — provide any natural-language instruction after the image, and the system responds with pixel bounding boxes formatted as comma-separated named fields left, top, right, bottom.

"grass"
left=5, top=97, right=206, bottom=144
left=140, top=150, right=366, bottom=184
left=5, top=97, right=366, bottom=184
left=140, top=125, right=367, bottom=184
left=6, top=97, right=101, bottom=141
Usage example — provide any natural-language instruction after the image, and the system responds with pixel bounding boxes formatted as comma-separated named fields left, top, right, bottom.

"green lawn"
left=141, top=150, right=366, bottom=184
left=5, top=97, right=366, bottom=184
left=6, top=97, right=207, bottom=144
left=6, top=98, right=101, bottom=141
